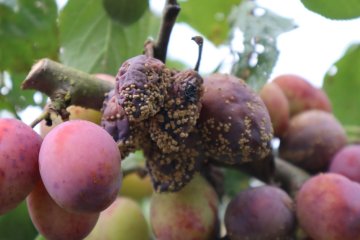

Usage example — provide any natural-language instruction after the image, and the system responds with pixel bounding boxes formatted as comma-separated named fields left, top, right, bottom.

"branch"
left=22, top=59, right=114, bottom=111
left=153, top=0, right=180, bottom=62
left=273, top=157, right=310, bottom=197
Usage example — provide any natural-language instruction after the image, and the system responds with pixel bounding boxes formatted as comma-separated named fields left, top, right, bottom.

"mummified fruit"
left=145, top=131, right=204, bottom=192
left=149, top=69, right=204, bottom=153
left=115, top=55, right=171, bottom=122
left=197, top=73, right=273, bottom=166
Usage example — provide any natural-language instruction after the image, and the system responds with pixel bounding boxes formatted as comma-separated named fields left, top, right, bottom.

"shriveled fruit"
left=329, top=144, right=360, bottom=183
left=150, top=174, right=219, bottom=240
left=39, top=120, right=121, bottom=213
left=0, top=118, right=42, bottom=215
left=260, top=82, right=290, bottom=137
left=296, top=173, right=360, bottom=240
left=85, top=197, right=149, bottom=240
left=27, top=181, right=99, bottom=240
left=197, top=73, right=273, bottom=166
left=272, top=74, right=331, bottom=116
left=102, top=0, right=148, bottom=26
left=225, top=185, right=296, bottom=240
left=279, top=110, right=347, bottom=173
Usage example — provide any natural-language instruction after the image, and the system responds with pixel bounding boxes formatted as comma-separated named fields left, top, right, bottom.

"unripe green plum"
left=296, top=173, right=360, bottom=240
left=279, top=110, right=347, bottom=173
left=150, top=174, right=219, bottom=240
left=272, top=74, right=331, bottom=116
left=120, top=173, right=153, bottom=200
left=85, top=197, right=149, bottom=240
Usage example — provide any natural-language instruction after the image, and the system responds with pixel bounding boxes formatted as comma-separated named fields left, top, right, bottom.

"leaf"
left=301, top=0, right=360, bottom=20
left=59, top=0, right=160, bottom=75
left=323, top=43, right=360, bottom=126
left=229, top=1, right=296, bottom=91
left=0, top=0, right=59, bottom=72
left=0, top=201, right=38, bottom=240
left=178, top=0, right=242, bottom=45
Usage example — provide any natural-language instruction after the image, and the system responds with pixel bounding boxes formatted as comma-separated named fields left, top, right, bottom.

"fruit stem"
left=153, top=0, right=180, bottom=63
left=192, top=36, right=204, bottom=72
left=21, top=58, right=114, bottom=111
left=30, top=110, right=50, bottom=128
left=274, top=157, right=310, bottom=197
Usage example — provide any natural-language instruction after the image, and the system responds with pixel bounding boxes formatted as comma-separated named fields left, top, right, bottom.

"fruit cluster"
left=3, top=58, right=360, bottom=240
left=101, top=54, right=273, bottom=193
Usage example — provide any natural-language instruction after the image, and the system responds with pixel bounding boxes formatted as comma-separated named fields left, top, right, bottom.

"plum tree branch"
left=22, top=58, right=114, bottom=111
left=153, top=0, right=180, bottom=62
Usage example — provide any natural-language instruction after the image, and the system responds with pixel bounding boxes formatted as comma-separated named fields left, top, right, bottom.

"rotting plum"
left=0, top=118, right=42, bottom=215
left=296, top=173, right=360, bottom=240
left=279, top=110, right=347, bottom=173
left=272, top=74, right=331, bottom=117
left=27, top=181, right=99, bottom=240
left=85, top=197, right=149, bottom=240
left=328, top=144, right=360, bottom=183
left=197, top=73, right=273, bottom=166
left=39, top=120, right=121, bottom=213
left=225, top=185, right=296, bottom=240
left=260, top=82, right=290, bottom=138
left=150, top=174, right=219, bottom=240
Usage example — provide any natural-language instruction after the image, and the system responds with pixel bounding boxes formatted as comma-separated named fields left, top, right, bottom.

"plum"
left=272, top=74, right=331, bottom=116
left=328, top=144, right=360, bottom=183
left=279, top=110, right=347, bottom=173
left=225, top=185, right=296, bottom=240
left=39, top=120, right=121, bottom=213
left=296, top=173, right=360, bottom=240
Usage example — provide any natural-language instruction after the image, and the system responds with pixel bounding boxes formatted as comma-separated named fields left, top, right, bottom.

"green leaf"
left=0, top=0, right=59, bottom=72
left=323, top=43, right=360, bottom=126
left=59, top=0, right=160, bottom=75
left=0, top=201, right=38, bottom=240
left=178, top=0, right=242, bottom=45
left=230, top=1, right=296, bottom=91
left=223, top=168, right=250, bottom=198
left=301, top=0, right=360, bottom=20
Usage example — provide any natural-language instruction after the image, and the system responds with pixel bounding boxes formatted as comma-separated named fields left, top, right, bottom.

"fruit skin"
left=296, top=173, right=360, bottom=240
left=272, top=74, right=331, bottom=116
left=39, top=120, right=121, bottom=213
left=328, top=145, right=360, bottom=183
left=197, top=73, right=273, bottom=166
left=150, top=174, right=219, bottom=240
left=225, top=185, right=296, bottom=240
left=260, top=82, right=290, bottom=137
left=27, top=181, right=99, bottom=240
left=0, top=118, right=42, bottom=215
left=102, top=0, right=149, bottom=26
left=85, top=197, right=149, bottom=240
left=279, top=110, right=347, bottom=173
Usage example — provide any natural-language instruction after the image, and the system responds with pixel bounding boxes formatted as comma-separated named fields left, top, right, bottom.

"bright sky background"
left=11, top=0, right=360, bottom=127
